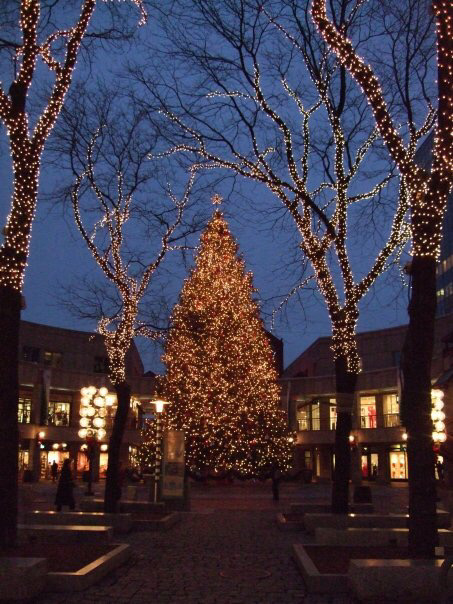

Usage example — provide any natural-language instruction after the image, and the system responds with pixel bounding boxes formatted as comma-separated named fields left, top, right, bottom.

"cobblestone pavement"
left=31, top=481, right=411, bottom=604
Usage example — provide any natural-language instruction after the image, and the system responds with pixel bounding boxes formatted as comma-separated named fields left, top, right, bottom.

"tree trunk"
left=0, top=286, right=21, bottom=548
left=331, top=355, right=358, bottom=514
left=104, top=381, right=131, bottom=513
left=401, top=255, right=438, bottom=558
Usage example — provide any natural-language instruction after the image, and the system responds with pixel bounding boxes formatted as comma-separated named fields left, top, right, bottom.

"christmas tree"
left=159, top=198, right=294, bottom=478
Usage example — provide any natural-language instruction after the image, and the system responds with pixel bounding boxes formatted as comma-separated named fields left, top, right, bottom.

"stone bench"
left=304, top=510, right=450, bottom=534
left=349, top=558, right=453, bottom=602
left=80, top=498, right=165, bottom=513
left=24, top=511, right=132, bottom=533
left=290, top=502, right=374, bottom=515
left=18, top=524, right=114, bottom=544
left=316, top=526, right=453, bottom=547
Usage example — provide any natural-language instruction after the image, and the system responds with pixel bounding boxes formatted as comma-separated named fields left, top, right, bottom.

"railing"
left=360, top=415, right=377, bottom=429
left=297, top=418, right=330, bottom=431
left=383, top=413, right=400, bottom=427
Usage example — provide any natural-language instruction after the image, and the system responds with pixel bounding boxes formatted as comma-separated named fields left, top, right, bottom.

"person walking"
left=55, top=458, right=75, bottom=511
left=50, top=460, right=58, bottom=482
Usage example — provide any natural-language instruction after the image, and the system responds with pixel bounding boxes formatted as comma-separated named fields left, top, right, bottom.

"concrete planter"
left=316, top=527, right=453, bottom=547
left=133, top=512, right=180, bottom=532
left=80, top=498, right=165, bottom=513
left=292, top=544, right=349, bottom=594
left=290, top=502, right=374, bottom=515
left=0, top=557, right=47, bottom=601
left=348, top=558, right=452, bottom=603
left=24, top=511, right=132, bottom=533
left=47, top=543, right=131, bottom=592
left=304, top=511, right=450, bottom=534
left=19, top=523, right=114, bottom=544
left=276, top=512, right=305, bottom=531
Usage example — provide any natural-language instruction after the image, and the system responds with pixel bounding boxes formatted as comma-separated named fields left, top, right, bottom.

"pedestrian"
left=55, top=458, right=75, bottom=511
left=50, top=460, right=58, bottom=482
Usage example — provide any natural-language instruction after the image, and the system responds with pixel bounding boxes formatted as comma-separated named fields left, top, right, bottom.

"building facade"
left=18, top=321, right=155, bottom=481
left=280, top=313, right=453, bottom=483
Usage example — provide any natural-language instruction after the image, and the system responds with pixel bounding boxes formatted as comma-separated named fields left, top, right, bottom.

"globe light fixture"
left=79, top=386, right=111, bottom=495
left=432, top=389, right=447, bottom=444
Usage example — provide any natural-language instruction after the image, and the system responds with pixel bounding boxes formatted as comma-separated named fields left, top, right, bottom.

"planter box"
left=24, top=511, right=132, bottom=533
left=304, top=511, right=450, bottom=534
left=47, top=543, right=131, bottom=592
left=80, top=498, right=165, bottom=514
left=349, top=558, right=453, bottom=603
left=276, top=513, right=305, bottom=531
left=19, top=524, right=113, bottom=544
left=316, top=527, right=453, bottom=547
left=292, top=544, right=349, bottom=594
left=133, top=512, right=180, bottom=532
left=0, top=557, right=47, bottom=601
left=290, top=502, right=374, bottom=515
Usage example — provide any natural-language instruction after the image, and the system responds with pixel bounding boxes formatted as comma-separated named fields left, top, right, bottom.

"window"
left=94, top=356, right=109, bottom=374
left=383, top=393, right=400, bottom=427
left=22, top=346, right=40, bottom=363
left=360, top=395, right=377, bottom=428
left=297, top=402, right=321, bottom=431
left=329, top=399, right=337, bottom=430
left=43, top=351, right=62, bottom=368
left=311, top=402, right=321, bottom=430
left=18, top=397, right=32, bottom=424
left=392, top=351, right=401, bottom=367
left=48, top=401, right=70, bottom=426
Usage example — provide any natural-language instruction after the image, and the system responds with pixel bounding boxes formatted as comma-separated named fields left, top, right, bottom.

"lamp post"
left=78, top=386, right=113, bottom=496
left=151, top=399, right=169, bottom=503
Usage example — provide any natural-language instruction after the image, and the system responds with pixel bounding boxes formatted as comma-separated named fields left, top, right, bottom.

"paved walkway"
left=31, top=481, right=410, bottom=604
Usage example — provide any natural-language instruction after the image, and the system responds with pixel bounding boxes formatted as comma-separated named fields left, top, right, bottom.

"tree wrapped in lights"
left=68, top=109, right=195, bottom=512
left=312, top=0, right=453, bottom=559
left=135, top=0, right=412, bottom=513
left=159, top=203, right=294, bottom=478
left=0, top=0, right=145, bottom=547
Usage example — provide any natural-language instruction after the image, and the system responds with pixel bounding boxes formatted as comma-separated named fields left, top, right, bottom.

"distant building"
left=279, top=313, right=453, bottom=483
left=266, top=331, right=284, bottom=377
left=18, top=321, right=155, bottom=481
left=415, top=134, right=453, bottom=315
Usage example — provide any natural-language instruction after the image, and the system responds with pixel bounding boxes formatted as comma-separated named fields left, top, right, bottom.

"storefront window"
left=18, top=397, right=32, bottom=424
left=329, top=399, right=336, bottom=430
left=360, top=395, right=377, bottom=428
left=297, top=406, right=309, bottom=431
left=389, top=446, right=408, bottom=480
left=304, top=450, right=312, bottom=469
left=383, top=393, right=400, bottom=427
left=48, top=401, right=70, bottom=426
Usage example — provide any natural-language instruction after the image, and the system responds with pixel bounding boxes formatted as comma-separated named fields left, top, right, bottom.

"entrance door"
left=361, top=452, right=379, bottom=479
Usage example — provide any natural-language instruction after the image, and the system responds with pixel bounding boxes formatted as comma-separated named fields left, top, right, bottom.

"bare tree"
left=0, top=0, right=147, bottom=547
left=312, top=0, right=452, bottom=558
left=54, top=87, right=197, bottom=511
left=131, top=0, right=412, bottom=513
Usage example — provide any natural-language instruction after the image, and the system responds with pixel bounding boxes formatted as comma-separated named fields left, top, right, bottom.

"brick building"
left=18, top=321, right=155, bottom=481
left=280, top=313, right=453, bottom=483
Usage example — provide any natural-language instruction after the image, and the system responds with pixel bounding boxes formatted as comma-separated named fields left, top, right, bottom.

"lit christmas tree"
left=160, top=198, right=294, bottom=478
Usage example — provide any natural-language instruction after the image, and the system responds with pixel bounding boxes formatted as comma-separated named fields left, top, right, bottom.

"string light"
left=72, top=129, right=193, bottom=385
left=155, top=202, right=295, bottom=478
left=311, top=0, right=453, bottom=260
left=0, top=0, right=146, bottom=292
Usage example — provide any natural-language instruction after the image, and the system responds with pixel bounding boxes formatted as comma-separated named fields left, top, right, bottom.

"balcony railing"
left=297, top=418, right=331, bottom=431
left=360, top=415, right=377, bottom=429
left=383, top=413, right=400, bottom=427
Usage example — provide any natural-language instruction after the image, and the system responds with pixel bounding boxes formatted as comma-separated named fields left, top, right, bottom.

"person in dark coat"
left=55, top=458, right=75, bottom=511
left=50, top=460, right=58, bottom=482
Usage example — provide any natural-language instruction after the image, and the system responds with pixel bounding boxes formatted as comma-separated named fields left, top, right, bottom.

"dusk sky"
left=0, top=1, right=411, bottom=374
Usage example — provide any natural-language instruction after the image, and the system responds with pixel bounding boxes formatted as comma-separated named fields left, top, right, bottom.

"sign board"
left=161, top=430, right=185, bottom=498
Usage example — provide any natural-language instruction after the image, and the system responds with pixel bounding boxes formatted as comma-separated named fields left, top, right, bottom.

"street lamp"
left=78, top=386, right=112, bottom=495
left=150, top=399, right=170, bottom=503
